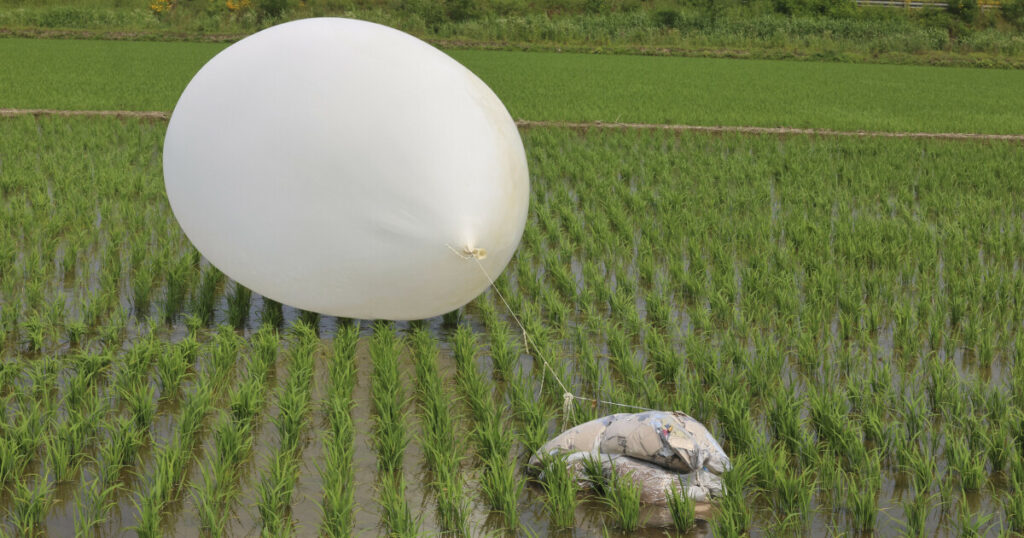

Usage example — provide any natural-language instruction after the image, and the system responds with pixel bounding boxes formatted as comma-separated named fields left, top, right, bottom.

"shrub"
left=256, top=0, right=292, bottom=19
left=946, top=0, right=979, bottom=23
left=1003, top=0, right=1024, bottom=28
left=653, top=8, right=681, bottom=28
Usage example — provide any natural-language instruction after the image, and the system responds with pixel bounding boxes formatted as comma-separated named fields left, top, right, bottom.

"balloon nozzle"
left=463, top=246, right=488, bottom=260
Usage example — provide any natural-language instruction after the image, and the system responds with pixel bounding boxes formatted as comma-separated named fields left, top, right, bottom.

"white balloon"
left=164, top=18, right=529, bottom=321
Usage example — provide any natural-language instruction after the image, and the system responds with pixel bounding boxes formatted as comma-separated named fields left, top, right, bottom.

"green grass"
left=3, top=38, right=1024, bottom=133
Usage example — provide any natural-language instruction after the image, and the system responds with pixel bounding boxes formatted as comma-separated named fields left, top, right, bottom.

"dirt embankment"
left=3, top=108, right=1022, bottom=141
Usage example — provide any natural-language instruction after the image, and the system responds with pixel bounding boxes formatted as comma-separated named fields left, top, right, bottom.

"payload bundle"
left=530, top=411, right=730, bottom=504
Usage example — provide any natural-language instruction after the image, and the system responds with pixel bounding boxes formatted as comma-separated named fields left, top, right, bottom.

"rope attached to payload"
left=447, top=244, right=653, bottom=427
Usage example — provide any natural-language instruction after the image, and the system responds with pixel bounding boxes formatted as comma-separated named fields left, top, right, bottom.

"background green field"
left=4, top=38, right=1024, bottom=133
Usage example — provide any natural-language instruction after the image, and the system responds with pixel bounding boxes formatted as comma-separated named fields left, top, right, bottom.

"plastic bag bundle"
left=530, top=411, right=730, bottom=505
left=530, top=411, right=730, bottom=474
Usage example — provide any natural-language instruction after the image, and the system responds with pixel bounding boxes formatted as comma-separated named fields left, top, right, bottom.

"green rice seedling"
left=666, top=476, right=696, bottom=532
left=10, top=474, right=54, bottom=536
left=539, top=453, right=578, bottom=530
left=847, top=473, right=878, bottom=533
left=480, top=453, right=524, bottom=530
left=162, top=259, right=191, bottom=324
left=712, top=487, right=752, bottom=538
left=226, top=281, right=252, bottom=329
left=938, top=470, right=955, bottom=513
left=319, top=324, right=358, bottom=536
left=1006, top=476, right=1024, bottom=533
left=260, top=298, right=284, bottom=328
left=295, top=309, right=319, bottom=330
left=488, top=321, right=522, bottom=381
left=407, top=329, right=470, bottom=535
left=508, top=370, right=555, bottom=454
left=256, top=451, right=300, bottom=536
left=904, top=442, right=936, bottom=494
left=73, top=476, right=119, bottom=536
left=121, top=380, right=157, bottom=433
left=983, top=423, right=1012, bottom=474
left=156, top=344, right=189, bottom=398
left=956, top=490, right=994, bottom=537
left=274, top=379, right=312, bottom=454
left=177, top=381, right=213, bottom=447
left=22, top=312, right=47, bottom=353
left=250, top=324, right=281, bottom=376
left=370, top=322, right=409, bottom=472
left=579, top=455, right=607, bottom=495
left=603, top=463, right=643, bottom=532
left=97, top=419, right=142, bottom=485
left=431, top=461, right=470, bottom=536
left=229, top=376, right=265, bottom=426
left=715, top=386, right=757, bottom=455
left=902, top=492, right=934, bottom=538
left=645, top=328, right=682, bottom=384
left=99, top=306, right=128, bottom=347
left=378, top=472, right=421, bottom=537
left=773, top=463, right=815, bottom=523
left=192, top=264, right=223, bottom=325
left=191, top=459, right=230, bottom=536
left=0, top=436, right=27, bottom=487
left=213, top=416, right=253, bottom=469
left=473, top=404, right=516, bottom=463
left=273, top=324, right=317, bottom=453
left=767, top=384, right=811, bottom=462
left=132, top=261, right=155, bottom=317
left=207, top=325, right=244, bottom=384
left=319, top=413, right=355, bottom=538
left=947, top=433, right=987, bottom=491
left=43, top=433, right=80, bottom=483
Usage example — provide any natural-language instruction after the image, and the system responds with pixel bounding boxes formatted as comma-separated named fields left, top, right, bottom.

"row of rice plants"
left=368, top=323, right=418, bottom=536
left=254, top=323, right=317, bottom=536
left=318, top=324, right=358, bottom=537
left=191, top=326, right=279, bottom=534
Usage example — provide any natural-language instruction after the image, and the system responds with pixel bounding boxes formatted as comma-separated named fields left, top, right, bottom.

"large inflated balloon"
left=164, top=18, right=529, bottom=320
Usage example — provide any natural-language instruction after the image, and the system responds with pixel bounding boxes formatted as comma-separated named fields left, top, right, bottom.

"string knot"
left=463, top=246, right=487, bottom=259
left=562, top=392, right=575, bottom=417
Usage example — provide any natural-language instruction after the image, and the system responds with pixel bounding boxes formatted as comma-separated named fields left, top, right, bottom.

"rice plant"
left=256, top=451, right=300, bottom=536
left=374, top=472, right=419, bottom=536
left=10, top=474, right=54, bottom=536
left=602, top=463, right=643, bottom=532
left=320, top=323, right=358, bottom=538
left=480, top=452, right=525, bottom=531
left=226, top=281, right=252, bottom=329
left=369, top=321, right=409, bottom=473
left=666, top=476, right=697, bottom=532
left=539, top=453, right=578, bottom=530
left=902, top=492, right=934, bottom=538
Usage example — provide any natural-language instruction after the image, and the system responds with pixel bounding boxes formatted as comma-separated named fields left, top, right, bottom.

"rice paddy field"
left=4, top=38, right=1024, bottom=133
left=1, top=37, right=1024, bottom=537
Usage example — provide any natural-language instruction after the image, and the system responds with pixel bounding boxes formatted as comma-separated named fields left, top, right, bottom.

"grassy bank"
left=1, top=2, right=1024, bottom=69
